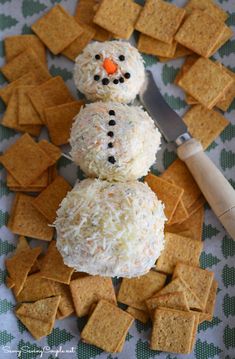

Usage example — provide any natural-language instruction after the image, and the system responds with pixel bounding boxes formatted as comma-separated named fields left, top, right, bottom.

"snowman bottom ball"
left=70, top=102, right=161, bottom=182
left=55, top=179, right=166, bottom=278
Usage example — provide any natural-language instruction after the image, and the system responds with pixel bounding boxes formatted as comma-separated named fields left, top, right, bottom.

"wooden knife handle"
left=177, top=138, right=235, bottom=239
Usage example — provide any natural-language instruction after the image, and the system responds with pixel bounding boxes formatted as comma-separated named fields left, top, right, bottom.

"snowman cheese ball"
left=74, top=40, right=145, bottom=103
left=70, top=102, right=161, bottom=181
left=55, top=179, right=166, bottom=278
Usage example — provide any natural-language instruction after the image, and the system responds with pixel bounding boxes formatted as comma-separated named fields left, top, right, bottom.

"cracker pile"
left=0, top=0, right=232, bottom=355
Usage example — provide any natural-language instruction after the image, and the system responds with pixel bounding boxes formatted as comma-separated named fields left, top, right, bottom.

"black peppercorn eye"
left=95, top=54, right=101, bottom=60
left=94, top=75, right=100, bottom=81
left=109, top=110, right=115, bottom=116
left=119, top=55, right=125, bottom=61
left=124, top=72, right=131, bottom=79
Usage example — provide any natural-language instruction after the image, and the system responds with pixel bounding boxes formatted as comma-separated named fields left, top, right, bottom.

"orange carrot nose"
left=103, top=58, right=118, bottom=75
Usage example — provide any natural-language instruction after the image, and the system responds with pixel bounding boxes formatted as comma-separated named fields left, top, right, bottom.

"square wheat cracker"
left=40, top=240, right=74, bottom=284
left=33, top=176, right=72, bottom=223
left=32, top=4, right=83, bottom=55
left=178, top=58, right=234, bottom=109
left=158, top=44, right=193, bottom=62
left=93, top=0, right=141, bottom=40
left=15, top=296, right=60, bottom=340
left=1, top=89, right=42, bottom=137
left=135, top=0, right=185, bottom=44
left=156, top=277, right=202, bottom=310
left=184, top=0, right=228, bottom=22
left=1, top=48, right=50, bottom=82
left=208, top=25, right=233, bottom=57
left=45, top=101, right=84, bottom=146
left=0, top=134, right=53, bottom=187
left=18, top=86, right=43, bottom=126
left=216, top=67, right=235, bottom=111
left=62, top=25, right=96, bottom=61
left=173, top=263, right=214, bottom=311
left=146, top=291, right=189, bottom=317
left=75, top=0, right=111, bottom=42
left=38, top=139, right=61, bottom=164
left=81, top=300, right=134, bottom=353
left=156, top=232, right=203, bottom=274
left=145, top=173, right=184, bottom=222
left=137, top=34, right=177, bottom=58
left=28, top=76, right=74, bottom=122
left=161, top=159, right=201, bottom=209
left=5, top=246, right=41, bottom=296
left=174, top=54, right=199, bottom=85
left=51, top=281, right=75, bottom=319
left=117, top=271, right=167, bottom=310
left=183, top=105, right=229, bottom=150
left=4, top=35, right=46, bottom=64
left=126, top=307, right=149, bottom=324
left=70, top=275, right=116, bottom=317
left=175, top=10, right=224, bottom=58
left=151, top=307, right=195, bottom=353
left=8, top=193, right=54, bottom=241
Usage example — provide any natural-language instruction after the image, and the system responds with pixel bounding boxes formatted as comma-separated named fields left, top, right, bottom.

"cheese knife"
left=139, top=70, right=235, bottom=239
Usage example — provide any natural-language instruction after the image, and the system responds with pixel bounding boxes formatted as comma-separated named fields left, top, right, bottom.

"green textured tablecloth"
left=0, top=1, right=234, bottom=358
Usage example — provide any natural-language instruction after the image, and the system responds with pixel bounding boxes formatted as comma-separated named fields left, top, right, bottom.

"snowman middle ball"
left=70, top=102, right=161, bottom=181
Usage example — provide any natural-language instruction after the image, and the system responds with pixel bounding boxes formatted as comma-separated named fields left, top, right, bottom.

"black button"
left=109, top=110, right=115, bottom=116
left=109, top=120, right=116, bottom=126
left=108, top=142, right=113, bottom=148
left=94, top=75, right=100, bottom=81
left=119, top=77, right=124, bottom=83
left=95, top=54, right=100, bottom=60
left=102, top=78, right=110, bottom=85
left=113, top=79, right=119, bottom=84
left=124, top=72, right=131, bottom=79
left=107, top=131, right=114, bottom=137
left=119, top=55, right=125, bottom=61
left=108, top=156, right=116, bottom=164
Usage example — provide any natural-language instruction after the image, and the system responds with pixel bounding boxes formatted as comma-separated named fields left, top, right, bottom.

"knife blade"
left=139, top=70, right=191, bottom=145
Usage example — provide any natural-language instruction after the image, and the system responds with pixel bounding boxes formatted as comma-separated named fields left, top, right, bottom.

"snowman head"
left=73, top=41, right=145, bottom=103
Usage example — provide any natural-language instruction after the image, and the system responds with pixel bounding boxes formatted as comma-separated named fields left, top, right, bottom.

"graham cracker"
left=93, top=0, right=141, bottom=40
left=14, top=236, right=40, bottom=275
left=0, top=72, right=42, bottom=105
left=75, top=0, right=111, bottom=42
left=51, top=281, right=75, bottom=319
left=4, top=35, right=46, bottom=64
left=178, top=57, right=234, bottom=110
left=8, top=193, right=54, bottom=241
left=173, top=263, right=214, bottom=311
left=28, top=76, right=75, bottom=122
left=187, top=195, right=206, bottom=217
left=146, top=291, right=189, bottom=317
left=175, top=10, right=224, bottom=58
left=161, top=159, right=201, bottom=209
left=31, top=4, right=83, bottom=55
left=1, top=89, right=42, bottom=137
left=70, top=275, right=116, bottom=317
left=0, top=134, right=53, bottom=187
left=15, top=296, right=60, bottom=340
left=199, top=279, right=218, bottom=323
left=189, top=311, right=200, bottom=351
left=18, top=86, right=43, bottom=126
left=150, top=307, right=195, bottom=353
left=216, top=67, right=235, bottom=111
left=156, top=277, right=202, bottom=310
left=126, top=307, right=149, bottom=324
left=16, top=272, right=55, bottom=302
left=40, top=240, right=74, bottom=284
left=168, top=200, right=189, bottom=225
left=0, top=48, right=50, bottom=82
left=135, top=0, right=185, bottom=44
left=184, top=0, right=228, bottom=22
left=81, top=300, right=134, bottom=353
left=183, top=105, right=229, bottom=149
left=145, top=173, right=184, bottom=222
left=117, top=271, right=167, bottom=310
left=33, top=176, right=72, bottom=223
left=5, top=246, right=41, bottom=296
left=6, top=276, right=15, bottom=289
left=45, top=101, right=84, bottom=146
left=156, top=232, right=203, bottom=274
left=62, top=25, right=96, bottom=61
left=137, top=33, right=177, bottom=58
